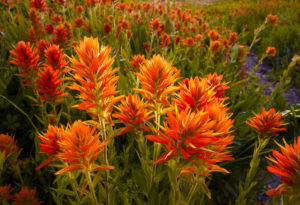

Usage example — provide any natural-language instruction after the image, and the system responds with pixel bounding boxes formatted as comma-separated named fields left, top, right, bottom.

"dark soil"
left=243, top=50, right=300, bottom=106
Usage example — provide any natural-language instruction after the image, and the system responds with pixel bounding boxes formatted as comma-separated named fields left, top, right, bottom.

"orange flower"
left=12, top=187, right=42, bottom=205
left=266, top=136, right=300, bottom=196
left=229, top=32, right=237, bottom=44
left=0, top=134, right=19, bottom=158
left=74, top=17, right=86, bottom=28
left=265, top=47, right=277, bottom=57
left=210, top=40, right=221, bottom=52
left=204, top=72, right=229, bottom=99
left=135, top=54, right=180, bottom=106
left=129, top=54, right=146, bottom=72
left=267, top=13, right=278, bottom=26
left=246, top=108, right=286, bottom=137
left=36, top=125, right=64, bottom=170
left=69, top=37, right=124, bottom=121
left=208, top=30, right=220, bottom=41
left=173, top=77, right=216, bottom=112
left=44, top=44, right=68, bottom=73
left=30, top=0, right=47, bottom=11
left=160, top=33, right=171, bottom=47
left=182, top=37, right=195, bottom=47
left=104, top=23, right=112, bottom=34
left=0, top=185, right=14, bottom=200
left=149, top=18, right=161, bottom=31
left=36, top=66, right=66, bottom=103
left=10, top=41, right=39, bottom=86
left=56, top=120, right=114, bottom=174
left=112, top=94, right=154, bottom=135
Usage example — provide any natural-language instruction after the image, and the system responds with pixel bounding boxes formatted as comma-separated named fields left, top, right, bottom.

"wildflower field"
left=0, top=0, right=299, bottom=204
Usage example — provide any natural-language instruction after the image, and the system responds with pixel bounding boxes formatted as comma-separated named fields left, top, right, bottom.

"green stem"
left=85, top=171, right=98, bottom=205
left=236, top=137, right=270, bottom=205
left=186, top=181, right=198, bottom=203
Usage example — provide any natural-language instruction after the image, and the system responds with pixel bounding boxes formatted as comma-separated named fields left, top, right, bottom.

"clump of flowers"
left=0, top=185, right=14, bottom=201
left=113, top=94, right=154, bottom=135
left=0, top=134, right=20, bottom=162
left=246, top=108, right=286, bottom=137
left=12, top=187, right=42, bottom=205
left=266, top=13, right=278, bottom=26
left=266, top=136, right=300, bottom=198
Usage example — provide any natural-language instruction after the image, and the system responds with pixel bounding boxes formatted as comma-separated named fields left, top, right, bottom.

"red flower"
left=36, top=66, right=66, bottom=103
left=9, top=41, right=39, bottom=86
left=267, top=13, right=278, bottom=26
left=210, top=40, right=221, bottom=52
left=129, top=54, right=146, bottom=72
left=246, top=108, right=286, bottom=137
left=266, top=136, right=300, bottom=196
left=69, top=37, right=124, bottom=121
left=44, top=44, right=68, bottom=73
left=208, top=30, right=220, bottom=41
left=229, top=32, right=237, bottom=44
left=173, top=77, right=216, bottom=112
left=0, top=134, right=19, bottom=157
left=74, top=17, right=85, bottom=28
left=56, top=120, right=114, bottom=174
left=204, top=72, right=229, bottom=99
left=104, top=23, right=112, bottom=34
left=135, top=54, right=180, bottom=106
left=0, top=185, right=14, bottom=201
left=113, top=94, right=154, bottom=135
left=36, top=125, right=64, bottom=170
left=45, top=24, right=54, bottom=34
left=160, top=33, right=171, bottom=47
left=30, top=0, right=47, bottom=11
left=12, top=187, right=42, bottom=205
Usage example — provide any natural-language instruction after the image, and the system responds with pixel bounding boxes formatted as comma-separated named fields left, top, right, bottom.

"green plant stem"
left=186, top=181, right=198, bottom=203
left=85, top=170, right=98, bottom=205
left=150, top=102, right=161, bottom=187
left=99, top=117, right=109, bottom=205
left=236, top=137, right=270, bottom=205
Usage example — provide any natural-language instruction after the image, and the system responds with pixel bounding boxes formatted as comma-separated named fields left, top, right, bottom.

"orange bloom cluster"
left=146, top=73, right=234, bottom=174
left=12, top=187, right=42, bottom=205
left=129, top=54, right=146, bottom=72
left=37, top=121, right=114, bottom=174
left=44, top=44, right=68, bottom=73
left=69, top=37, right=124, bottom=122
left=113, top=94, right=154, bottom=135
left=266, top=136, right=300, bottom=196
left=30, top=0, right=47, bottom=11
left=267, top=13, right=278, bottom=26
left=135, top=54, right=180, bottom=106
left=36, top=66, right=66, bottom=103
left=265, top=47, right=277, bottom=57
left=10, top=41, right=39, bottom=86
left=246, top=108, right=286, bottom=137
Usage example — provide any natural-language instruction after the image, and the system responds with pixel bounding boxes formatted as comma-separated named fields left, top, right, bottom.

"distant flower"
left=104, top=23, right=112, bottom=34
left=56, top=120, right=114, bottom=174
left=160, top=33, right=171, bottom=47
left=76, top=5, right=84, bottom=13
left=246, top=108, right=286, bottom=137
left=135, top=54, right=180, bottom=106
left=12, top=187, right=42, bottom=205
left=210, top=40, right=221, bottom=52
left=229, top=32, right=237, bottom=44
left=0, top=134, right=19, bottom=157
left=30, top=0, right=47, bottom=11
left=267, top=14, right=278, bottom=26
left=113, top=94, right=154, bottom=135
left=266, top=47, right=277, bottom=57
left=182, top=36, right=195, bottom=47
left=0, top=185, right=14, bottom=201
left=208, top=30, right=220, bottom=41
left=36, top=67, right=66, bottom=103
left=129, top=54, right=146, bottom=72
left=45, top=24, right=54, bottom=34
left=266, top=136, right=300, bottom=196
left=74, top=17, right=86, bottom=28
